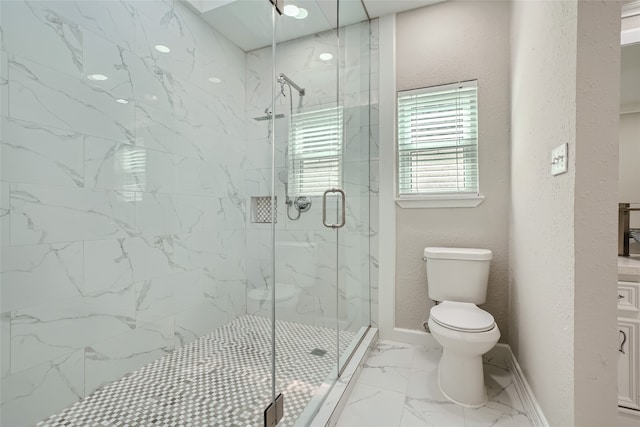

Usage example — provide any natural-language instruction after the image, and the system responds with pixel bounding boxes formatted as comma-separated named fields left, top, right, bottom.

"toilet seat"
left=430, top=301, right=495, bottom=333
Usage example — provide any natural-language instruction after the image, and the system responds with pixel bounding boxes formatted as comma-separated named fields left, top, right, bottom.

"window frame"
left=395, top=80, right=484, bottom=208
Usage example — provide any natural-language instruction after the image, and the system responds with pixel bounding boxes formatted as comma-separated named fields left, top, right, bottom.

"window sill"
left=395, top=195, right=485, bottom=209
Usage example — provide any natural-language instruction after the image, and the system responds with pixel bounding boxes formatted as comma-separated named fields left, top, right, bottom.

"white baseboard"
left=618, top=406, right=640, bottom=427
left=380, top=327, right=439, bottom=346
left=501, top=344, right=550, bottom=427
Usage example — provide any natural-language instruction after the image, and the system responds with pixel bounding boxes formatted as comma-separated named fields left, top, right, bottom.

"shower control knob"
left=294, top=196, right=312, bottom=212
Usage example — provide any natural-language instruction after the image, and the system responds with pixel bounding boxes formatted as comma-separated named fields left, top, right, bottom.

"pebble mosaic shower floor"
left=38, top=315, right=354, bottom=427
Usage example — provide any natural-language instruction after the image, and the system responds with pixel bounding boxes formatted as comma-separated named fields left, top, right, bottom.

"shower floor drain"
left=310, top=348, right=327, bottom=357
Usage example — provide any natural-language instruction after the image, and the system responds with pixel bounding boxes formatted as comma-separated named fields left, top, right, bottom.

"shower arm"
left=278, top=73, right=305, bottom=97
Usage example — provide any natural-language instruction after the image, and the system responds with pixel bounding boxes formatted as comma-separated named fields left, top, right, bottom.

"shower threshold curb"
left=305, top=327, right=379, bottom=427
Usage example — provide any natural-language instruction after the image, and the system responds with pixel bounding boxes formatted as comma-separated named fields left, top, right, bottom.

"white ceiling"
left=186, top=0, right=639, bottom=110
left=362, top=0, right=444, bottom=18
left=186, top=0, right=443, bottom=51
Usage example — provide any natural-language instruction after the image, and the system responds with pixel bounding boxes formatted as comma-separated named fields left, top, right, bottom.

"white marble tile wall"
left=244, top=20, right=375, bottom=333
left=0, top=0, right=247, bottom=424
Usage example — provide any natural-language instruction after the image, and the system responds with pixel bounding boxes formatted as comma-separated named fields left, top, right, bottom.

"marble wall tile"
left=8, top=55, right=135, bottom=142
left=135, top=276, right=174, bottom=325
left=37, top=0, right=136, bottom=53
left=1, top=312, right=10, bottom=378
left=1, top=52, right=8, bottom=118
left=1, top=242, right=84, bottom=313
left=84, top=136, right=142, bottom=191
left=136, top=193, right=204, bottom=235
left=85, top=316, right=174, bottom=394
left=134, top=102, right=204, bottom=158
left=173, top=269, right=206, bottom=313
left=10, top=183, right=136, bottom=245
left=173, top=155, right=209, bottom=196
left=1, top=181, right=10, bottom=247
left=0, top=0, right=250, bottom=422
left=126, top=52, right=177, bottom=114
left=1, top=0, right=83, bottom=76
left=1, top=117, right=84, bottom=188
left=217, top=278, right=247, bottom=321
left=10, top=286, right=135, bottom=373
left=123, top=234, right=181, bottom=283
left=81, top=29, right=133, bottom=100
left=142, top=148, right=177, bottom=194
left=0, top=349, right=84, bottom=427
left=84, top=238, right=134, bottom=294
left=170, top=231, right=220, bottom=271
left=203, top=195, right=245, bottom=232
left=174, top=301, right=227, bottom=348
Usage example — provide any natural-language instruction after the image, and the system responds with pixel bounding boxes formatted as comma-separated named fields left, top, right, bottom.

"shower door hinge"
left=264, top=393, right=284, bottom=427
left=269, top=0, right=283, bottom=15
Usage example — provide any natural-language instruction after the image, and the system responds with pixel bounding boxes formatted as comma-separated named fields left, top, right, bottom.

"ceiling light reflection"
left=283, top=4, right=299, bottom=17
left=155, top=44, right=171, bottom=53
left=294, top=8, right=308, bottom=19
left=87, top=74, right=108, bottom=81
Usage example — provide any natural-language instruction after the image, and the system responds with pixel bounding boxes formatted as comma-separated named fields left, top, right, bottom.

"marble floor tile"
left=336, top=340, right=535, bottom=427
left=336, top=383, right=406, bottom=427
left=357, top=364, right=413, bottom=393
left=365, top=340, right=417, bottom=369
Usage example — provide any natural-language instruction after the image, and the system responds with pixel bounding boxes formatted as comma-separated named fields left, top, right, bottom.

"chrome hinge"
left=264, top=393, right=284, bottom=427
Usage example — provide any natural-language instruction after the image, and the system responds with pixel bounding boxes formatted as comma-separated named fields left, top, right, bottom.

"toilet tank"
left=424, top=247, right=492, bottom=304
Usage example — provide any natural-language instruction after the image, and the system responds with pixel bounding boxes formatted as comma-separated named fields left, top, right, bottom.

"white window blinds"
left=288, top=106, right=343, bottom=196
left=397, top=80, right=478, bottom=197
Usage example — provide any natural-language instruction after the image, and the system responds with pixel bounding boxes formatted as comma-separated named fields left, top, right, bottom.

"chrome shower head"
left=253, top=113, right=285, bottom=121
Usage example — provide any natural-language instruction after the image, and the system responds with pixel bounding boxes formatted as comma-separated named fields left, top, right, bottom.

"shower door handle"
left=322, top=188, right=346, bottom=229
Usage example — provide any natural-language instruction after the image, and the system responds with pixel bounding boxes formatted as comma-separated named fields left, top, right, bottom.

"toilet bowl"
left=423, top=247, right=500, bottom=408
left=428, top=301, right=500, bottom=407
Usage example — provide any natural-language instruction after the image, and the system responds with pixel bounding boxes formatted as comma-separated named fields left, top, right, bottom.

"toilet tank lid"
left=424, top=247, right=492, bottom=261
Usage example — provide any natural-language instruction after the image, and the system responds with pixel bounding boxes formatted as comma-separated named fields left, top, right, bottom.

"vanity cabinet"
left=618, top=279, right=640, bottom=412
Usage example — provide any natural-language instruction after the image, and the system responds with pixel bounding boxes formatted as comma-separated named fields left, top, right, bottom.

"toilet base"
left=438, top=349, right=487, bottom=408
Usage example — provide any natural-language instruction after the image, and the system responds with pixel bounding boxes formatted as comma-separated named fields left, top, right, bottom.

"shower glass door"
left=335, top=0, right=371, bottom=375
left=267, top=0, right=372, bottom=423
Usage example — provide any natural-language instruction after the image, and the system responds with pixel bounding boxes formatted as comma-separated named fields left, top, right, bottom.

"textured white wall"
left=510, top=1, right=619, bottom=425
left=394, top=1, right=511, bottom=339
left=573, top=3, right=620, bottom=425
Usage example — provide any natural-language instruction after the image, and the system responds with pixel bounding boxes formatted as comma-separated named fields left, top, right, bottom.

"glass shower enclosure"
left=0, top=0, right=373, bottom=425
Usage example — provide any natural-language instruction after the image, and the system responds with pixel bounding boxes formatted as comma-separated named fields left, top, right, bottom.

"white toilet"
left=424, top=247, right=500, bottom=408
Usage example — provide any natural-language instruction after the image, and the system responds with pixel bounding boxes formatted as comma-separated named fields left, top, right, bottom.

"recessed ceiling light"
left=294, top=7, right=308, bottom=19
left=319, top=53, right=333, bottom=61
left=87, top=73, right=108, bottom=81
left=154, top=44, right=171, bottom=53
left=283, top=4, right=299, bottom=17
left=208, top=77, right=222, bottom=83
left=116, top=98, right=129, bottom=104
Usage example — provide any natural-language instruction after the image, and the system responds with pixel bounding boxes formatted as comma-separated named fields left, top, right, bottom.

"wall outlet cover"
left=551, top=143, right=568, bottom=176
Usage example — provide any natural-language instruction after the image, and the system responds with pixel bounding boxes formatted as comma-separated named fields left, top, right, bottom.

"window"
left=288, top=106, right=343, bottom=196
left=397, top=80, right=479, bottom=199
